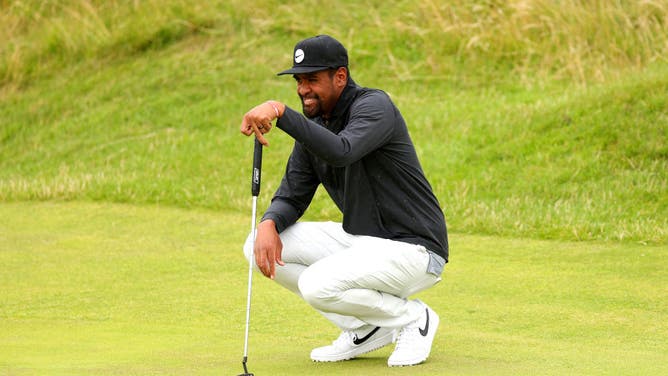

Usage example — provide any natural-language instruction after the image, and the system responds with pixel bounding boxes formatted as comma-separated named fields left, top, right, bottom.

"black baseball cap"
left=277, top=35, right=348, bottom=76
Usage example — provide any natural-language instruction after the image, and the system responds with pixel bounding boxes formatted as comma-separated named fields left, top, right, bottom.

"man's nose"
left=297, top=81, right=309, bottom=97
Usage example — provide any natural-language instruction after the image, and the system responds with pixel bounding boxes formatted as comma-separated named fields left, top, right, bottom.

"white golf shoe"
left=387, top=301, right=440, bottom=367
left=310, top=326, right=395, bottom=362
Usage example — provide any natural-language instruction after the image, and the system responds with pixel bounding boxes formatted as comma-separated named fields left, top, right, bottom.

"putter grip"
left=251, top=138, right=262, bottom=196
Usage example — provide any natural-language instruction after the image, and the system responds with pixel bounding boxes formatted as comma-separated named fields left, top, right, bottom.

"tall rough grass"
left=1, top=0, right=667, bottom=91
left=0, top=0, right=220, bottom=91
left=413, top=0, right=668, bottom=82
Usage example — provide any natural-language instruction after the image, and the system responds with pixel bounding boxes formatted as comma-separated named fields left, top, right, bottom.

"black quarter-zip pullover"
left=261, top=79, right=449, bottom=261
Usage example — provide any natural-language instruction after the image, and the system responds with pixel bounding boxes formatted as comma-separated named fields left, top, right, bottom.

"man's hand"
left=240, top=101, right=285, bottom=146
left=254, top=219, right=285, bottom=279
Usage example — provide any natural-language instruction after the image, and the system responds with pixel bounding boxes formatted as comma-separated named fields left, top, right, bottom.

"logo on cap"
left=294, top=48, right=305, bottom=64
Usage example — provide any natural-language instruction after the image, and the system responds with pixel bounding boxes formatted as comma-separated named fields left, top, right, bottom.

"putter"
left=239, top=137, right=262, bottom=376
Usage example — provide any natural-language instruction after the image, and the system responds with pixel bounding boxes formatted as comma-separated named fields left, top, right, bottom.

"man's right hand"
left=240, top=101, right=285, bottom=147
left=254, top=219, right=285, bottom=279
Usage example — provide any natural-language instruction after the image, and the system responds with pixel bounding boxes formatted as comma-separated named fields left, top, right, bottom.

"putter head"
left=238, top=359, right=253, bottom=376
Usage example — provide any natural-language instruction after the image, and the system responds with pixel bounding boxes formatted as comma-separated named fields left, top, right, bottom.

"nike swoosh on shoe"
left=419, top=308, right=429, bottom=336
left=353, top=326, right=381, bottom=345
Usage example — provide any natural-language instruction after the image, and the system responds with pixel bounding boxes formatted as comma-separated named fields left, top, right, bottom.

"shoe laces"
left=332, top=331, right=356, bottom=349
left=393, top=320, right=420, bottom=349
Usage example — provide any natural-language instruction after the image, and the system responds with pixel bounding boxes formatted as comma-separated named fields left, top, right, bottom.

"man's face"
left=293, top=69, right=343, bottom=118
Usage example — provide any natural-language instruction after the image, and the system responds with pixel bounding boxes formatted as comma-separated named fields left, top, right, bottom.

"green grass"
left=1, top=1, right=667, bottom=374
left=1, top=20, right=666, bottom=242
left=1, top=202, right=666, bottom=375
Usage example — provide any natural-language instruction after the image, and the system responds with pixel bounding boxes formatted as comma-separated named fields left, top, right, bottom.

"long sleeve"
left=261, top=141, right=319, bottom=233
left=276, top=91, right=396, bottom=167
left=263, top=82, right=448, bottom=261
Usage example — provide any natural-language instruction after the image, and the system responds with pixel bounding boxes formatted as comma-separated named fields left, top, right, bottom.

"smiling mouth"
left=302, top=98, right=317, bottom=107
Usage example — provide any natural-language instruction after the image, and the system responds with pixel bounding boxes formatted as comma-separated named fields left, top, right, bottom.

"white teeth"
left=303, top=98, right=316, bottom=106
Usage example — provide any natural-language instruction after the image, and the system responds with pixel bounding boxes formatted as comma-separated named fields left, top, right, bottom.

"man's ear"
left=334, top=67, right=348, bottom=88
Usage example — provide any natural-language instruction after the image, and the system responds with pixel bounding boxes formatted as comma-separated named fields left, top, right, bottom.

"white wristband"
left=270, top=103, right=280, bottom=118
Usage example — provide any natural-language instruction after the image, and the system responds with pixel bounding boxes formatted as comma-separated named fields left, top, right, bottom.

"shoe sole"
left=387, top=308, right=440, bottom=367
left=311, top=330, right=395, bottom=362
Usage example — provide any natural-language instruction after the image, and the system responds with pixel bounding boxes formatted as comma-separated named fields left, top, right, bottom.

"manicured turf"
left=1, top=202, right=665, bottom=375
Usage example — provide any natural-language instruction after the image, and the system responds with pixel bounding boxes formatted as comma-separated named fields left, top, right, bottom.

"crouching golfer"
left=240, top=35, right=448, bottom=367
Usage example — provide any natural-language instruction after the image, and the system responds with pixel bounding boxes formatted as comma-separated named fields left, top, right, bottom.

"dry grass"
left=411, top=0, right=668, bottom=82
left=2, top=0, right=667, bottom=89
left=0, top=0, right=218, bottom=91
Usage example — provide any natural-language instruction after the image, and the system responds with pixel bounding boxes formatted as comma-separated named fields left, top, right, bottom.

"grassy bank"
left=1, top=1, right=666, bottom=243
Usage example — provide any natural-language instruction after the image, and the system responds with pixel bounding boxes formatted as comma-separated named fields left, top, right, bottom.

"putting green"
left=1, top=202, right=665, bottom=375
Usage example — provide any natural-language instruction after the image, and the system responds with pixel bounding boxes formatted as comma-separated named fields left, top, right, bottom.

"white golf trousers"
left=243, top=221, right=439, bottom=331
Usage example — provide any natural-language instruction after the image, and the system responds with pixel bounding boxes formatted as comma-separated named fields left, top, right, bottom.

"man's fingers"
left=255, top=251, right=265, bottom=277
left=256, top=249, right=272, bottom=278
left=268, top=250, right=277, bottom=279
left=276, top=248, right=285, bottom=266
left=241, top=102, right=275, bottom=145
left=240, top=119, right=253, bottom=136
left=269, top=260, right=276, bottom=280
left=259, top=121, right=272, bottom=134
left=255, top=247, right=277, bottom=278
left=252, top=125, right=269, bottom=146
left=269, top=248, right=284, bottom=279
left=253, top=225, right=283, bottom=279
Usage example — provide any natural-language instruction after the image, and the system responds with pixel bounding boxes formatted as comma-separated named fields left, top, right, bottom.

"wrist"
left=267, top=101, right=284, bottom=118
left=259, top=219, right=278, bottom=232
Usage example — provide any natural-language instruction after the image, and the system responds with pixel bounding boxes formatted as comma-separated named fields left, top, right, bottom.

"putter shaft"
left=240, top=139, right=262, bottom=375
left=242, top=195, right=257, bottom=365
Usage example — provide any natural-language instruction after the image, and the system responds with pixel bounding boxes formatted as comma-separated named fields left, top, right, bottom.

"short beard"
left=301, top=96, right=321, bottom=118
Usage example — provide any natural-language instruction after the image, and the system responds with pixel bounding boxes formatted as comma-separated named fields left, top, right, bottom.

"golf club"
left=239, top=137, right=262, bottom=376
